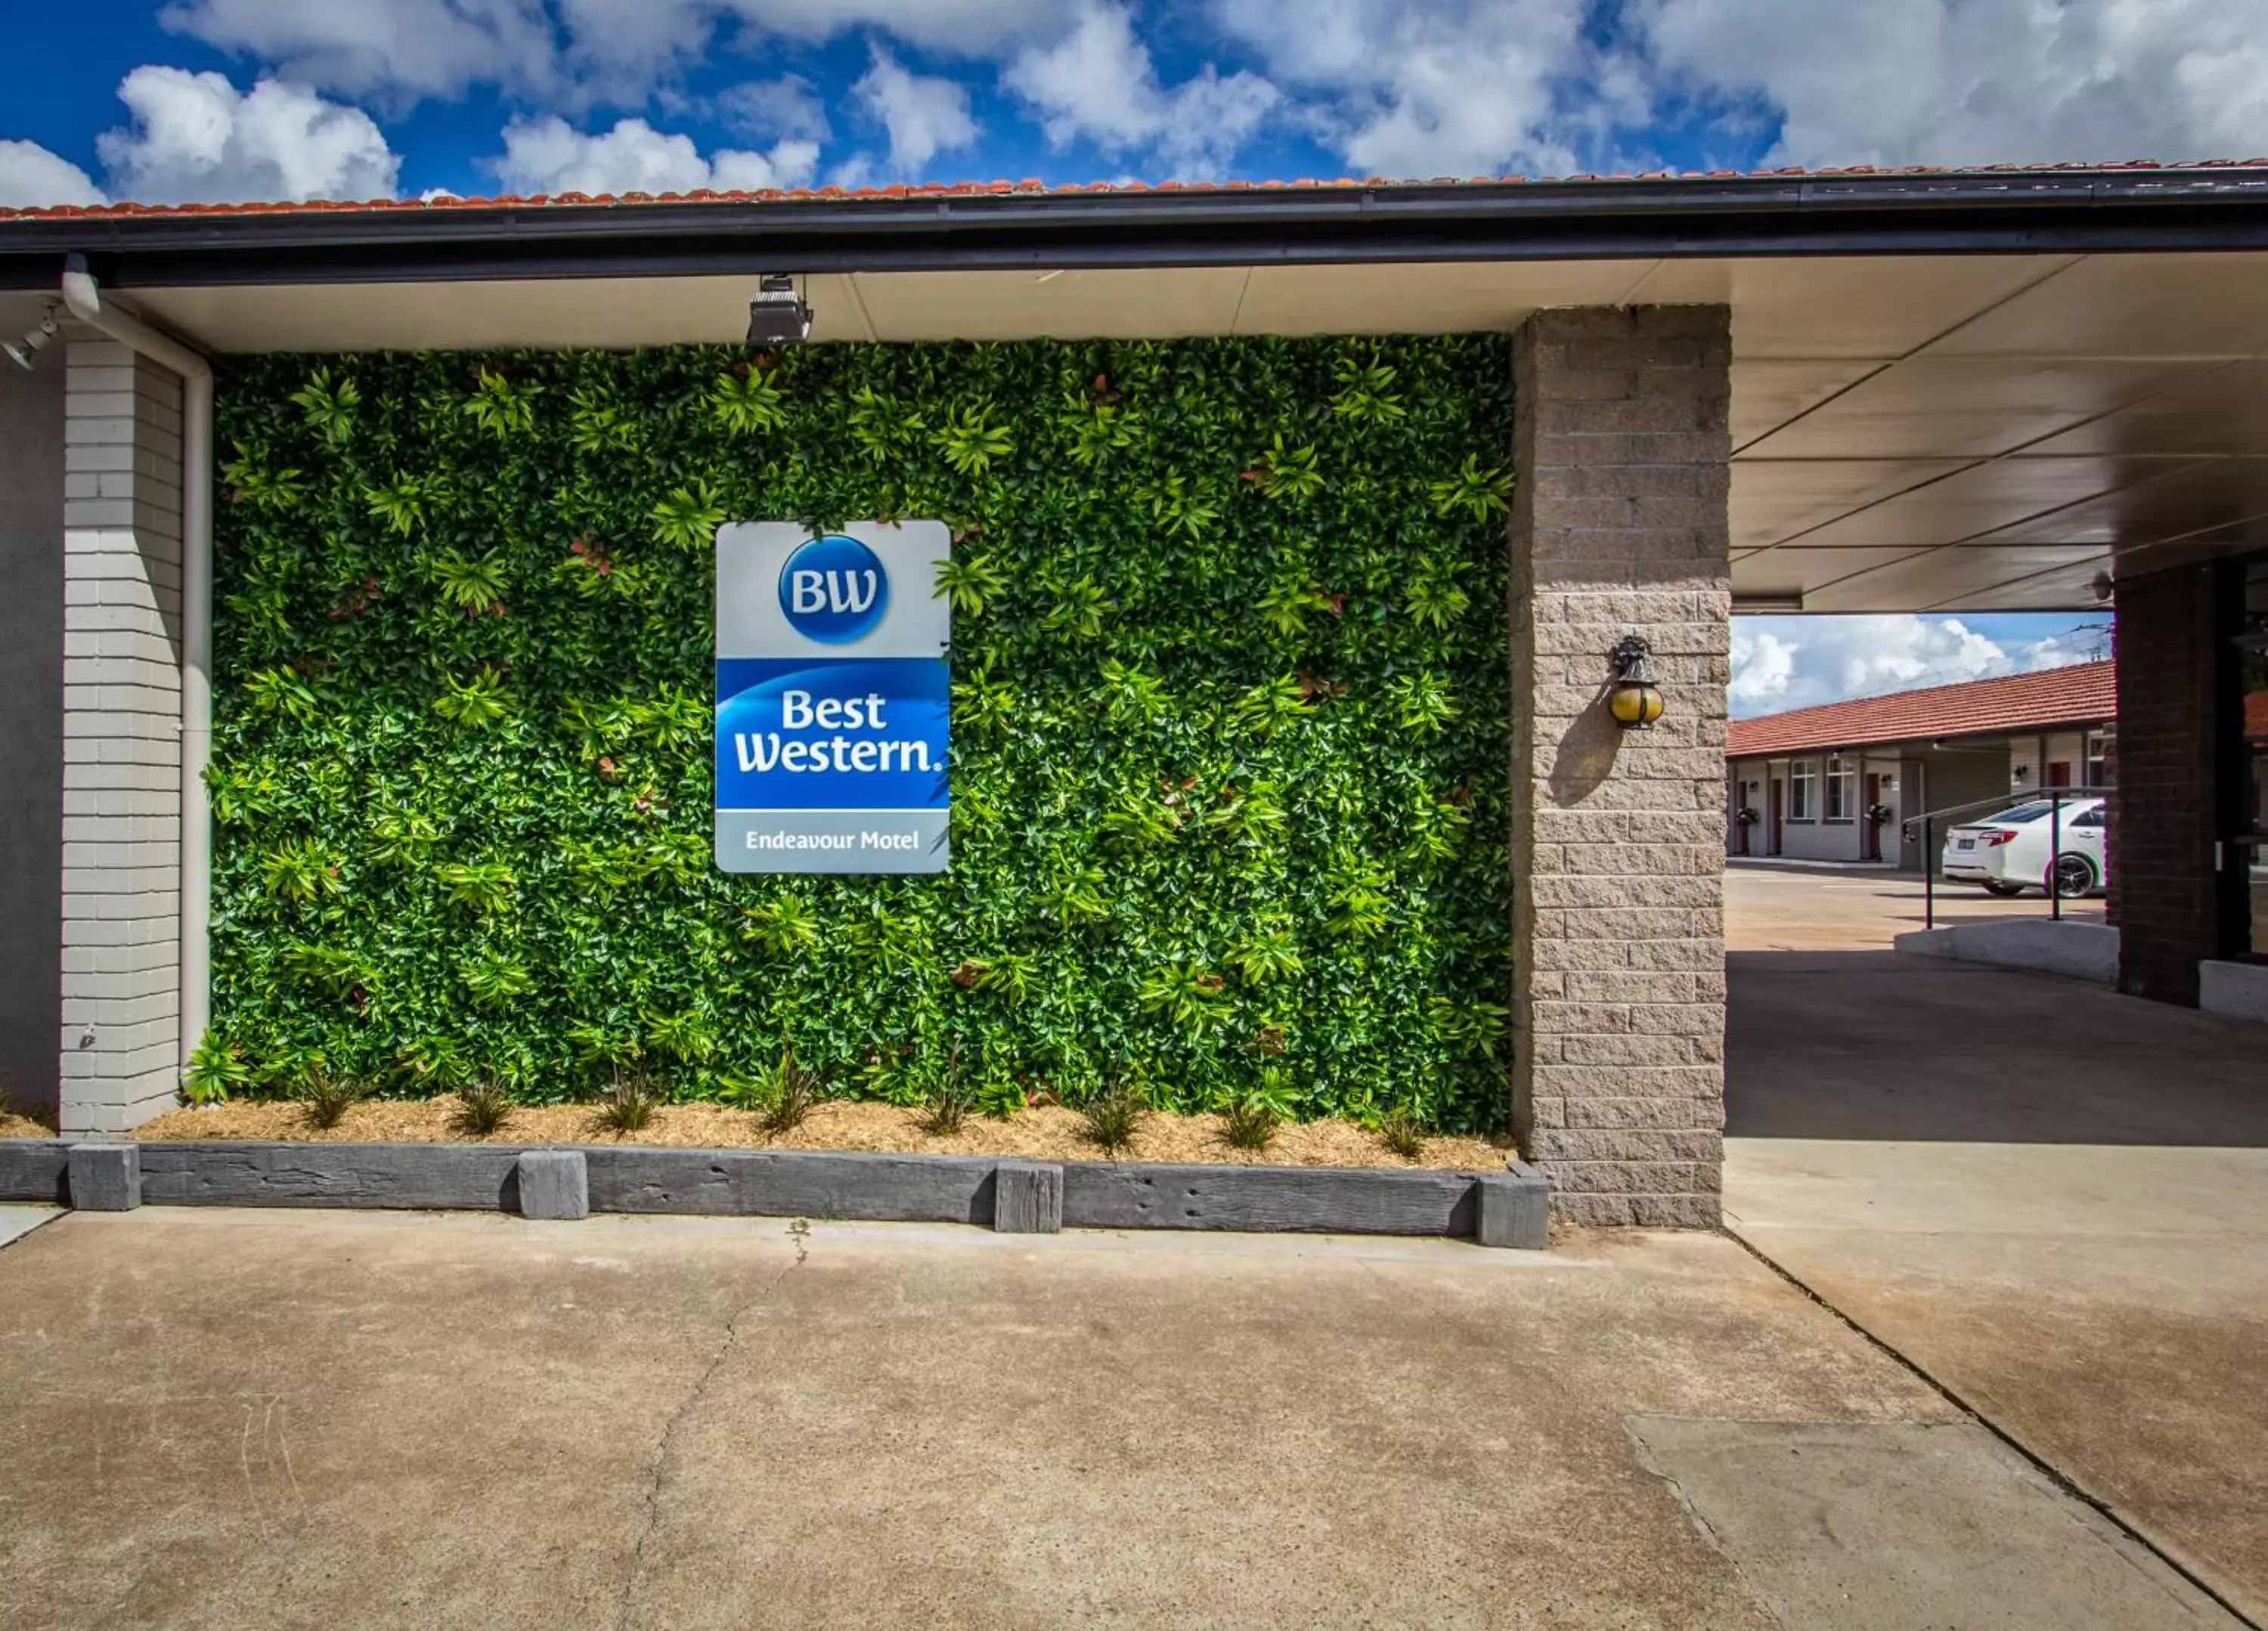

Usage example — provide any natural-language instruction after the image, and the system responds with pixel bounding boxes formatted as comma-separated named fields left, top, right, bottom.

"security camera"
left=746, top=274, right=813, bottom=347
left=3, top=308, right=58, bottom=371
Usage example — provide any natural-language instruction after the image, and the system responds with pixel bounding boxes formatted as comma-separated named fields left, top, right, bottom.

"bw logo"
left=779, top=534, right=889, bottom=644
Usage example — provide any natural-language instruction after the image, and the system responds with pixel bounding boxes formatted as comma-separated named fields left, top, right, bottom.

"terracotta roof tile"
left=1729, top=661, right=2116, bottom=759
left=6, top=159, right=2267, bottom=223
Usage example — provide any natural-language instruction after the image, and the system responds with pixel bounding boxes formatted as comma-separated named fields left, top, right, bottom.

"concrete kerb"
left=0, top=1140, right=1554, bottom=1247
left=1895, top=919, right=2119, bottom=985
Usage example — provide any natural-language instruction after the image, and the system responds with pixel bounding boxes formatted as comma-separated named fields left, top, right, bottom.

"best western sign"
left=714, top=521, right=950, bottom=873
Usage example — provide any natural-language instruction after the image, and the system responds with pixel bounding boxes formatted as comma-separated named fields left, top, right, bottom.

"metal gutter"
left=57, top=258, right=214, bottom=1088
left=8, top=169, right=2268, bottom=289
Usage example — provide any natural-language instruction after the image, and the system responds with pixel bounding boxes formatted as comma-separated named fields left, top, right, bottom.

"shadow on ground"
left=1726, top=948, right=2268, bottom=1146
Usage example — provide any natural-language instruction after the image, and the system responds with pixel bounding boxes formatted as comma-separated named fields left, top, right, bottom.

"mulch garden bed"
left=116, top=1098, right=1511, bottom=1171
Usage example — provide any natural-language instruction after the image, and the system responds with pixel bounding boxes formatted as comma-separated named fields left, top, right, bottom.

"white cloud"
left=850, top=47, right=980, bottom=176
left=1730, top=614, right=2105, bottom=717
left=95, top=68, right=401, bottom=204
left=0, top=141, right=107, bottom=208
left=160, top=0, right=556, bottom=105
left=717, top=75, right=832, bottom=143
left=162, top=0, right=1070, bottom=110
left=1210, top=0, right=1593, bottom=177
left=725, top=0, right=1068, bottom=55
left=493, top=114, right=818, bottom=194
left=1006, top=0, right=1276, bottom=178
left=1634, top=0, right=2268, bottom=169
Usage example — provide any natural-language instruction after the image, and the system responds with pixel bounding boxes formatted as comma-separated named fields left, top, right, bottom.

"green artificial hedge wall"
left=202, top=336, right=1517, bottom=1131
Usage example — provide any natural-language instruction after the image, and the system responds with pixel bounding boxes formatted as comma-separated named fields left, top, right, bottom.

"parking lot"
left=1726, top=860, right=2104, bottom=952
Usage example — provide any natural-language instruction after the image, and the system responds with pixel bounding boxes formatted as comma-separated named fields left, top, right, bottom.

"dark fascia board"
left=7, top=169, right=2268, bottom=290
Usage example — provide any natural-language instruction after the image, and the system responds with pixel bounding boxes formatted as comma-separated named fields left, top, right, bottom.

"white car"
left=1941, top=797, right=2108, bottom=898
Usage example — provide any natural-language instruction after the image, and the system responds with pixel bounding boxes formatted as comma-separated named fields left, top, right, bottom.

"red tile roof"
left=1729, top=661, right=2116, bottom=759
left=7, top=159, right=2267, bottom=221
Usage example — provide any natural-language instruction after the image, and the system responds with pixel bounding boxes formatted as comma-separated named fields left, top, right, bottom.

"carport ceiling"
left=27, top=249, right=2268, bottom=614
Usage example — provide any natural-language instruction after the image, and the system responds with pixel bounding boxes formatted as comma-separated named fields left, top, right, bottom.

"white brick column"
left=1507, top=306, right=1731, bottom=1228
left=60, top=336, right=184, bottom=1135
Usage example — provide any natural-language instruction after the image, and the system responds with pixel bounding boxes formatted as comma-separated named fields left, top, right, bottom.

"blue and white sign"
left=715, top=520, right=950, bottom=873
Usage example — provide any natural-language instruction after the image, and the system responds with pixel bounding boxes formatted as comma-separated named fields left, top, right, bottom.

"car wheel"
left=2051, top=853, right=2097, bottom=898
left=1981, top=880, right=2026, bottom=897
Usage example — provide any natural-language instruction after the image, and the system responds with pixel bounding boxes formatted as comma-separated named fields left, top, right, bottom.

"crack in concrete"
left=613, top=1218, right=810, bottom=1631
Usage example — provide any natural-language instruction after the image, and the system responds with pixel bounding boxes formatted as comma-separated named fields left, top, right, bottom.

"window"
left=2071, top=806, right=2106, bottom=829
left=2085, top=730, right=2112, bottom=788
left=1823, top=757, right=1857, bottom=822
left=1789, top=761, right=1817, bottom=821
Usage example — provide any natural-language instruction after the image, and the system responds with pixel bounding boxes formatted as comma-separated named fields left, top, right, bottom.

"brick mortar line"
left=1723, top=1226, right=2260, bottom=1630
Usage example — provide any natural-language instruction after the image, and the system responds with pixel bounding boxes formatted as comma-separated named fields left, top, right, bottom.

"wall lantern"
left=1605, top=633, right=1665, bottom=731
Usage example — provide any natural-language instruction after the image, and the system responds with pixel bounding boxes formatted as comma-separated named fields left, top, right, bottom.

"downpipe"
left=59, top=256, right=214, bottom=1089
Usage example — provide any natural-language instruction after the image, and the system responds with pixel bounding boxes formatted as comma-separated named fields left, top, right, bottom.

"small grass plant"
left=1080, top=1079, right=1148, bottom=1155
left=921, top=1061, right=978, bottom=1137
left=596, top=1066, right=662, bottom=1134
left=1377, top=1108, right=1427, bottom=1160
left=450, top=1079, right=516, bottom=1137
left=297, top=1066, right=367, bottom=1130
left=755, top=1045, right=822, bottom=1135
left=1219, top=1072, right=1294, bottom=1151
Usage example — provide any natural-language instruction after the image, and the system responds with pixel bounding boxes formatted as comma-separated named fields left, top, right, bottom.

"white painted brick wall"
left=60, top=339, right=184, bottom=1136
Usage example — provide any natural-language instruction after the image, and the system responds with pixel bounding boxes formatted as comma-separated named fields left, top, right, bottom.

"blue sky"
left=8, top=0, right=2242, bottom=708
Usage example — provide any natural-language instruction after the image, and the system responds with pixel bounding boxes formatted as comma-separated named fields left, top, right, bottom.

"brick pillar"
left=2111, top=563, right=2227, bottom=1004
left=59, top=336, right=184, bottom=1135
left=1507, top=306, right=1730, bottom=1228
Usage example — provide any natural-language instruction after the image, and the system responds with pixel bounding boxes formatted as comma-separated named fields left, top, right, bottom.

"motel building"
left=3, top=166, right=2268, bottom=1233
left=1724, top=659, right=2118, bottom=870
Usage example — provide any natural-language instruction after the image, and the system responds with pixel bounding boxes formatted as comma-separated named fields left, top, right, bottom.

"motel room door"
left=1862, top=772, right=1882, bottom=861
left=1768, top=776, right=1784, bottom=856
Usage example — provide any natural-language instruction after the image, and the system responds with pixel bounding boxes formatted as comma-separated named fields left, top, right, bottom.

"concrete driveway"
left=0, top=1206, right=2239, bottom=1630
left=1724, top=871, right=2268, bottom=1624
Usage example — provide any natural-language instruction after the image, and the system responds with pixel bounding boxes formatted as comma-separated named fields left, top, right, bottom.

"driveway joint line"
left=1721, top=1224, right=2263, bottom=1630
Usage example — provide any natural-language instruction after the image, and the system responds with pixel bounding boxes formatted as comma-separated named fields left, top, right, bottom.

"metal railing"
left=1902, top=785, right=2112, bottom=930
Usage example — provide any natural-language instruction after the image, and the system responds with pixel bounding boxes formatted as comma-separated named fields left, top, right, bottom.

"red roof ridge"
left=8, top=159, right=2268, bottom=222
left=1729, top=659, right=2115, bottom=759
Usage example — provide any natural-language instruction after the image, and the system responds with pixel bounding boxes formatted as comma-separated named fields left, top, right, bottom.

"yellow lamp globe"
left=1608, top=679, right=1665, bottom=729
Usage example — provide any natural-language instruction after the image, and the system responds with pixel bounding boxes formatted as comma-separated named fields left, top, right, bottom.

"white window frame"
left=1789, top=760, right=1817, bottom=822
left=1823, top=755, right=1857, bottom=823
left=2084, top=730, right=2110, bottom=788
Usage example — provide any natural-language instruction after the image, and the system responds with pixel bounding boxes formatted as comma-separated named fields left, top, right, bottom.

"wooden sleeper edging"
left=0, top=1140, right=1551, bottom=1248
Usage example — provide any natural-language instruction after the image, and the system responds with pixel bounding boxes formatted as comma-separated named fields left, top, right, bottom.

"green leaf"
left=710, top=368, right=789, bottom=436
left=1429, top=454, right=1514, bottom=521
left=934, top=552, right=1008, bottom=617
left=429, top=549, right=510, bottom=614
left=931, top=406, right=1014, bottom=475
left=651, top=482, right=726, bottom=551
left=463, top=369, right=541, bottom=437
left=288, top=368, right=361, bottom=450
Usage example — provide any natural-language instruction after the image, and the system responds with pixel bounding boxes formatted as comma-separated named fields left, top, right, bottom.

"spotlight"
left=4, top=308, right=59, bottom=372
left=746, top=274, right=813, bottom=347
